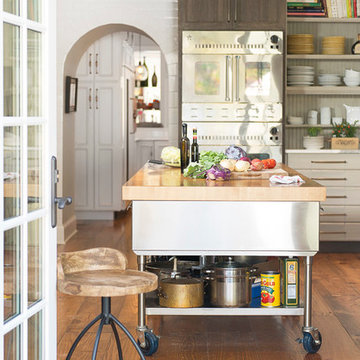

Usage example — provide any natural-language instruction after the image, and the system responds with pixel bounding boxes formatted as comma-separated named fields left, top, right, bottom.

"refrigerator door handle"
left=225, top=55, right=232, bottom=102
left=235, top=55, right=240, bottom=102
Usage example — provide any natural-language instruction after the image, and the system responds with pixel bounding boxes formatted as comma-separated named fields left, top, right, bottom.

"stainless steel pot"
left=205, top=259, right=255, bottom=307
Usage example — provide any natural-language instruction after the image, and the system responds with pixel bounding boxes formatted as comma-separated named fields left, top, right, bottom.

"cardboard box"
left=331, top=137, right=359, bottom=150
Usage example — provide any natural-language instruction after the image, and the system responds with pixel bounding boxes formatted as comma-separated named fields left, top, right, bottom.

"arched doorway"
left=60, top=24, right=173, bottom=241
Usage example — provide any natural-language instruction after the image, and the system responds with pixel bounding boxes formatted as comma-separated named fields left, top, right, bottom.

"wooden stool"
left=57, top=248, right=158, bottom=360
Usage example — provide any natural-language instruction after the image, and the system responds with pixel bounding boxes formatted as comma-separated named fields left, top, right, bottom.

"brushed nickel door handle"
left=320, top=231, right=346, bottom=235
left=95, top=53, right=99, bottom=74
left=320, top=213, right=347, bottom=217
left=312, top=177, right=347, bottom=181
left=227, top=0, right=231, bottom=22
left=89, top=53, right=92, bottom=74
left=95, top=88, right=99, bottom=109
left=311, top=160, right=347, bottom=164
left=89, top=88, right=92, bottom=109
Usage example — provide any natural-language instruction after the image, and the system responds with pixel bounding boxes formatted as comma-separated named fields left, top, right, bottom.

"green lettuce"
left=183, top=162, right=206, bottom=179
left=199, top=151, right=226, bottom=170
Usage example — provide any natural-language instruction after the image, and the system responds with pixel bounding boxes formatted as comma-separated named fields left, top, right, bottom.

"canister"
left=261, top=271, right=280, bottom=307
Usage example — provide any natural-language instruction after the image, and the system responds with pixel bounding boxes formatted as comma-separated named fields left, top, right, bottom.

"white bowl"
left=288, top=116, right=304, bottom=125
left=303, top=136, right=324, bottom=150
left=344, top=78, right=360, bottom=86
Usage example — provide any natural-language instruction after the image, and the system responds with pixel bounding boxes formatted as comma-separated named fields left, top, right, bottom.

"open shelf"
left=286, top=124, right=333, bottom=128
left=287, top=54, right=360, bottom=60
left=145, top=306, right=304, bottom=316
left=286, top=86, right=360, bottom=95
left=287, top=17, right=360, bottom=23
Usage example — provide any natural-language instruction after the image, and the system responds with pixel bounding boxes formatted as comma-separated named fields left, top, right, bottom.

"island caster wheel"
left=303, top=331, right=322, bottom=354
left=138, top=331, right=159, bottom=356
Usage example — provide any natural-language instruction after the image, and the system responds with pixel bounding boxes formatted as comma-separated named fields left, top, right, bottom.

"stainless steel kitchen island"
left=122, top=163, right=326, bottom=355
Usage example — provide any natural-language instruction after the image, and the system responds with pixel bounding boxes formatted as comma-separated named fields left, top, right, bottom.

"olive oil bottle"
left=191, top=128, right=199, bottom=162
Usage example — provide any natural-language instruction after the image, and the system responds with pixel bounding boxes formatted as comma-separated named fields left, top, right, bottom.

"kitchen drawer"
left=300, top=170, right=360, bottom=187
left=323, top=187, right=360, bottom=206
left=320, top=222, right=360, bottom=241
left=287, top=153, right=360, bottom=170
left=320, top=205, right=360, bottom=222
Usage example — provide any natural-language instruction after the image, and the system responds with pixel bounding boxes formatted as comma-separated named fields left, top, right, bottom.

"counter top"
left=286, top=149, right=360, bottom=154
left=122, top=163, right=326, bottom=202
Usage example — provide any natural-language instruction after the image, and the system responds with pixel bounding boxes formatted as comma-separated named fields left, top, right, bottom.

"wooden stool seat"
left=57, top=248, right=158, bottom=360
left=59, top=269, right=157, bottom=297
left=57, top=247, right=158, bottom=297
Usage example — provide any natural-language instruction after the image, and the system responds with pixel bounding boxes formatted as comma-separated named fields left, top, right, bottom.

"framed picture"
left=65, top=76, right=78, bottom=113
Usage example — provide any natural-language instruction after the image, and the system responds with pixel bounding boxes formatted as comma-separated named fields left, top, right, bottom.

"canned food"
left=261, top=271, right=280, bottom=307
left=281, top=258, right=299, bottom=307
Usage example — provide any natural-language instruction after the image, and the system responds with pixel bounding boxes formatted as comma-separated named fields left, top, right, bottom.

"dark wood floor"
left=57, top=211, right=360, bottom=359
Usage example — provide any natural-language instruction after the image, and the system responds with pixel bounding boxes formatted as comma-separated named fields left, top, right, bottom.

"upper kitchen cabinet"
left=179, top=0, right=287, bottom=31
left=179, top=0, right=231, bottom=30
left=232, top=0, right=286, bottom=30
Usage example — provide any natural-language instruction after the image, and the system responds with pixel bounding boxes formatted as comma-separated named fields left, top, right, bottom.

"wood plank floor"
left=57, top=211, right=360, bottom=360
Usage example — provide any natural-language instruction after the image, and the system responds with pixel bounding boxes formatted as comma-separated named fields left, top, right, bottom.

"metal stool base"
left=66, top=297, right=146, bottom=360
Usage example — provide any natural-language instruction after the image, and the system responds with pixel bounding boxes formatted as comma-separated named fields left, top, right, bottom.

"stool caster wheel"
left=302, top=330, right=322, bottom=354
left=138, top=331, right=159, bottom=356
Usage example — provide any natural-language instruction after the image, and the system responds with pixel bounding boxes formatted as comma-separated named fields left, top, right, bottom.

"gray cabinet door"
left=232, top=0, right=286, bottom=30
left=179, top=0, right=231, bottom=30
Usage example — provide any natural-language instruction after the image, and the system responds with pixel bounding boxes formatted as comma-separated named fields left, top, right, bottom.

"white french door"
left=1, top=0, right=57, bottom=359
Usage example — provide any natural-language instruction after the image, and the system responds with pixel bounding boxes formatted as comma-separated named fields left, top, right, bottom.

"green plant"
left=307, top=127, right=321, bottom=137
left=332, top=120, right=358, bottom=138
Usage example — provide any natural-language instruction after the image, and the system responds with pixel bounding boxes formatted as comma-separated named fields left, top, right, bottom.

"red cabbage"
left=225, top=145, right=247, bottom=160
left=206, top=165, right=232, bottom=181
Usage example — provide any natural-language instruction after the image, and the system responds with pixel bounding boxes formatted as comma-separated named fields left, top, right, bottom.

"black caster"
left=138, top=331, right=159, bottom=356
left=302, top=330, right=322, bottom=354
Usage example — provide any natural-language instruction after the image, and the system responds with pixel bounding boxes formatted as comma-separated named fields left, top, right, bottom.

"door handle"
left=227, top=0, right=231, bottom=22
left=95, top=88, right=99, bottom=109
left=89, top=53, right=92, bottom=75
left=311, top=160, right=347, bottom=164
left=225, top=56, right=232, bottom=101
left=95, top=53, right=99, bottom=74
left=234, top=0, right=238, bottom=22
left=89, top=88, right=92, bottom=109
left=235, top=55, right=240, bottom=102
left=51, top=156, right=72, bottom=228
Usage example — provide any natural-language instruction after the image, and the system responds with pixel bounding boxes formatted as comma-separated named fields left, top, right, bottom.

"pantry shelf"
left=287, top=54, right=360, bottom=60
left=286, top=86, right=360, bottom=95
left=287, top=17, right=360, bottom=23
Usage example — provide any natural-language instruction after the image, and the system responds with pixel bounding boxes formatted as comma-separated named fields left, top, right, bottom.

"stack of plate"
left=287, top=65, right=315, bottom=86
left=321, top=36, right=345, bottom=55
left=317, top=73, right=342, bottom=86
left=343, top=69, right=360, bottom=86
left=288, top=116, right=304, bottom=125
left=287, top=34, right=314, bottom=54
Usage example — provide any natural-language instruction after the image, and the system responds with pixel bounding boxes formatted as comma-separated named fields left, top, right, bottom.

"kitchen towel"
left=269, top=175, right=305, bottom=184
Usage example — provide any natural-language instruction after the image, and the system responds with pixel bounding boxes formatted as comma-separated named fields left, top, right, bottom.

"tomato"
left=268, top=295, right=275, bottom=303
left=261, top=159, right=270, bottom=169
left=268, top=159, right=276, bottom=169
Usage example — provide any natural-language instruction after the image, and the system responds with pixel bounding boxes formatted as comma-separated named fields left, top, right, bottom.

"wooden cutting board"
left=230, top=166, right=288, bottom=180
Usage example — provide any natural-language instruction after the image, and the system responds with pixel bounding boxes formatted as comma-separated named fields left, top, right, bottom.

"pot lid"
left=215, top=259, right=249, bottom=269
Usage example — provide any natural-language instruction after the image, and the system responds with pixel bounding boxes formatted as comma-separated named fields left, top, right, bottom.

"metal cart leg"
left=137, top=255, right=147, bottom=346
left=136, top=255, right=160, bottom=356
left=300, top=256, right=322, bottom=353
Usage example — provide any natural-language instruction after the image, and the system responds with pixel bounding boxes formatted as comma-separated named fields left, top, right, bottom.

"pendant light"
left=135, top=34, right=148, bottom=81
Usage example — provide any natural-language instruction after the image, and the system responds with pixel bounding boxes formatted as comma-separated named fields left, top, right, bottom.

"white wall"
left=56, top=0, right=179, bottom=243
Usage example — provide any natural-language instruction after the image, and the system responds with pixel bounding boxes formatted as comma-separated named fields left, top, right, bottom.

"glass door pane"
left=4, top=326, right=21, bottom=360
left=28, top=126, right=43, bottom=211
left=27, top=0, right=41, bottom=22
left=28, top=312, right=42, bottom=359
left=4, top=126, right=21, bottom=220
left=27, top=30, right=42, bottom=116
left=3, top=23, right=20, bottom=117
left=3, top=0, right=19, bottom=16
left=4, top=227, right=21, bottom=322
left=28, top=219, right=42, bottom=306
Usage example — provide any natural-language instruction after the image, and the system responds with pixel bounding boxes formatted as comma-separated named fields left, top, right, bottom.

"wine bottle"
left=351, top=34, right=360, bottom=54
left=180, top=123, right=190, bottom=173
left=191, top=128, right=199, bottom=162
left=140, top=57, right=148, bottom=87
left=152, top=66, right=158, bottom=87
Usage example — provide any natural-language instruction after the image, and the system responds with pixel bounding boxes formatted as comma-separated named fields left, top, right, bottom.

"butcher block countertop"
left=122, top=163, right=326, bottom=202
